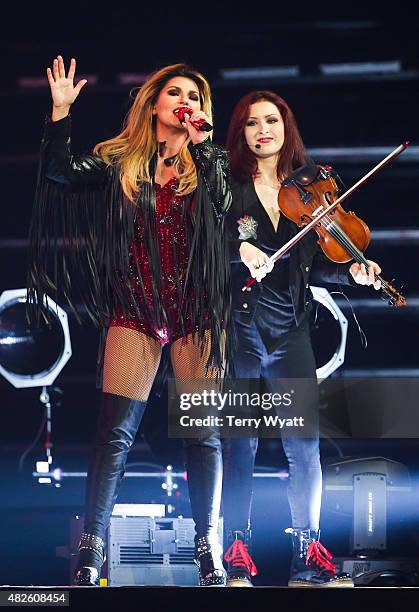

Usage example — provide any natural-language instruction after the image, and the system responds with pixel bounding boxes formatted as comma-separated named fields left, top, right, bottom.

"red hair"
left=226, top=90, right=310, bottom=183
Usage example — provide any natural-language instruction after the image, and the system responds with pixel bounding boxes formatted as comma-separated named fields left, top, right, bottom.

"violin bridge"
left=312, top=205, right=324, bottom=217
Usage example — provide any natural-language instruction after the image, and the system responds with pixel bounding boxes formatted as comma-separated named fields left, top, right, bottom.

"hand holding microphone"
left=173, top=106, right=213, bottom=132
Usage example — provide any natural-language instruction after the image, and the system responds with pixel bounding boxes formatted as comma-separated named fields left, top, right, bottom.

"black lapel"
left=241, top=181, right=259, bottom=215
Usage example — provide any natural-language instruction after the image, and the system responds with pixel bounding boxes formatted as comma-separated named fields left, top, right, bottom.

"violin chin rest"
left=284, top=163, right=320, bottom=186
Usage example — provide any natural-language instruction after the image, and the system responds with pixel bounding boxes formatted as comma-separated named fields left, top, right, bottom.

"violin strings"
left=291, top=179, right=374, bottom=271
left=314, top=215, right=392, bottom=294
left=325, top=221, right=390, bottom=290
left=284, top=176, right=402, bottom=302
left=321, top=219, right=391, bottom=293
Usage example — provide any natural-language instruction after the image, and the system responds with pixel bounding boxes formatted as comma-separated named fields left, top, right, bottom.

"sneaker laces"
left=306, top=540, right=336, bottom=573
left=224, top=540, right=258, bottom=577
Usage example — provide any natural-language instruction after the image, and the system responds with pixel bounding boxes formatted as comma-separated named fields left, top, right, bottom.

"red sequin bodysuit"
left=110, top=177, right=198, bottom=344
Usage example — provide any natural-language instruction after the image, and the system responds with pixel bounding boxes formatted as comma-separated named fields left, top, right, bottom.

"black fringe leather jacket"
left=27, top=115, right=232, bottom=372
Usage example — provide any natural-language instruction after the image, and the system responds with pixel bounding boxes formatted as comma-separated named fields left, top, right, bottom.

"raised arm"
left=42, top=55, right=108, bottom=186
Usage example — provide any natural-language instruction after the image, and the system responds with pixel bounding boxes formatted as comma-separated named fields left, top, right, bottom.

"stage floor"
left=0, top=584, right=418, bottom=611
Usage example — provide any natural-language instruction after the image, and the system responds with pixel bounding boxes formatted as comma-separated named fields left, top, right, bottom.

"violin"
left=278, top=163, right=406, bottom=306
left=242, top=143, right=408, bottom=306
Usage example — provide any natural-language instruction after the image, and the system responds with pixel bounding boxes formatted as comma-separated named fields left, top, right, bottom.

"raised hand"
left=47, top=55, right=87, bottom=120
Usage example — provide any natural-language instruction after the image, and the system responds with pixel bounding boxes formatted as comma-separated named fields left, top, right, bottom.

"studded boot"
left=73, top=393, right=147, bottom=586
left=73, top=533, right=105, bottom=586
left=286, top=528, right=354, bottom=587
left=195, top=536, right=226, bottom=587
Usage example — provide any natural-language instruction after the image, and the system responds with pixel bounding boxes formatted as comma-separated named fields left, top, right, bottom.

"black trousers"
left=222, top=316, right=322, bottom=533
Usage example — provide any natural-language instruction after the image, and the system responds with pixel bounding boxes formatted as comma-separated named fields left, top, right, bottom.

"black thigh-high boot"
left=74, top=392, right=147, bottom=586
left=183, top=435, right=226, bottom=586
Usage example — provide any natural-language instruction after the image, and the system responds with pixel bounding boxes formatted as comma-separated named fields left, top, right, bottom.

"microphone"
left=255, top=143, right=261, bottom=149
left=173, top=107, right=213, bottom=132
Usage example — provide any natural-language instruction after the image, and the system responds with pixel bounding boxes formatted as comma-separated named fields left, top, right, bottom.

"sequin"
left=109, top=177, right=207, bottom=344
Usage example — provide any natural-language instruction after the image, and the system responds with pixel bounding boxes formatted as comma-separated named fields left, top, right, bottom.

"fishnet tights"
left=103, top=327, right=224, bottom=401
left=103, top=327, right=162, bottom=401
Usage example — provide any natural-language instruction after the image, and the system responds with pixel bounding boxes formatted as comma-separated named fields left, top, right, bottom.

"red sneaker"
left=224, top=537, right=258, bottom=587
left=286, top=528, right=354, bottom=588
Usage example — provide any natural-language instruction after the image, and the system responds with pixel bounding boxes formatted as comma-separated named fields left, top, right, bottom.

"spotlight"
left=0, top=288, right=72, bottom=484
left=325, top=457, right=419, bottom=585
left=0, top=288, right=71, bottom=388
left=310, top=286, right=348, bottom=380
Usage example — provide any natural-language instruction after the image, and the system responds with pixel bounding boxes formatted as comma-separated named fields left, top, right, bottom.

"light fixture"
left=310, top=286, right=348, bottom=381
left=220, top=65, right=300, bottom=80
left=0, top=288, right=71, bottom=388
left=0, top=288, right=72, bottom=486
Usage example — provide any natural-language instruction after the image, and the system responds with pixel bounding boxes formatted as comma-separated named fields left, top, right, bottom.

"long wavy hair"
left=94, top=63, right=213, bottom=200
left=226, top=90, right=310, bottom=183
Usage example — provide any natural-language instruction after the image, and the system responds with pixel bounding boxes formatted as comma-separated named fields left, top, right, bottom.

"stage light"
left=36, top=461, right=50, bottom=474
left=220, top=66, right=300, bottom=80
left=118, top=73, right=149, bottom=85
left=0, top=289, right=72, bottom=486
left=0, top=288, right=72, bottom=388
left=17, top=75, right=98, bottom=89
left=319, top=60, right=401, bottom=77
left=324, top=457, right=419, bottom=585
left=310, top=286, right=348, bottom=381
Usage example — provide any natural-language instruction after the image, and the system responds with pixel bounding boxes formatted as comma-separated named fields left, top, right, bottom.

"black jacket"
left=227, top=179, right=356, bottom=327
left=27, top=115, right=232, bottom=372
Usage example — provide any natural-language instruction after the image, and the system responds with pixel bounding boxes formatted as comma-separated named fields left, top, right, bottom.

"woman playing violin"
left=221, top=90, right=381, bottom=588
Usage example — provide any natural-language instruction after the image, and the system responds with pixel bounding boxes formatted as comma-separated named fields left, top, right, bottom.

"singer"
left=221, top=90, right=381, bottom=587
left=28, top=58, right=232, bottom=586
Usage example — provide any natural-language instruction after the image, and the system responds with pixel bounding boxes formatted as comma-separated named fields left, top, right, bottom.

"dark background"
left=0, top=5, right=419, bottom=586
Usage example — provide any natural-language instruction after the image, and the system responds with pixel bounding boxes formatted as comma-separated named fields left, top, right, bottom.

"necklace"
left=163, top=154, right=177, bottom=167
left=158, top=140, right=178, bottom=167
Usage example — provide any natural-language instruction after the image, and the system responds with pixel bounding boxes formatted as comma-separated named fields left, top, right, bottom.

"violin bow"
left=242, top=141, right=409, bottom=301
